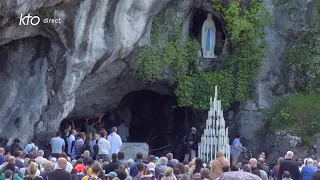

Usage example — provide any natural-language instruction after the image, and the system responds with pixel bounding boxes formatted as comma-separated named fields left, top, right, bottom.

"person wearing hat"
left=106, top=172, right=117, bottom=180
left=183, top=127, right=198, bottom=162
left=72, top=164, right=86, bottom=180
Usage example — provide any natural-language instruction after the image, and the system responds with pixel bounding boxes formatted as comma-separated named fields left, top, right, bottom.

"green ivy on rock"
left=266, top=93, right=320, bottom=146
left=285, top=27, right=320, bottom=92
left=136, top=1, right=270, bottom=110
left=135, top=10, right=199, bottom=82
left=176, top=0, right=270, bottom=109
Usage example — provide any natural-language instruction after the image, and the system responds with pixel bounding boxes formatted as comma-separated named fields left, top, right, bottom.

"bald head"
left=217, top=150, right=224, bottom=158
left=286, top=151, right=294, bottom=159
left=249, top=158, right=257, bottom=168
left=44, top=161, right=53, bottom=171
left=57, top=158, right=67, bottom=169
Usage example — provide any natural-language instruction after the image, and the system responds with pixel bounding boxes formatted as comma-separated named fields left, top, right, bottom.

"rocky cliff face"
left=234, top=0, right=319, bottom=162
left=0, top=0, right=178, bottom=145
left=0, top=0, right=216, bottom=145
left=0, top=0, right=318, bottom=161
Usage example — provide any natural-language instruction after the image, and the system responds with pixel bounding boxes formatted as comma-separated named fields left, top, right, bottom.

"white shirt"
left=107, top=133, right=123, bottom=155
left=98, top=137, right=111, bottom=155
left=67, top=134, right=75, bottom=155
left=35, top=156, right=47, bottom=171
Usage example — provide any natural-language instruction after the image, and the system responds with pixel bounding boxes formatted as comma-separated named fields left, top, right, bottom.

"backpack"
left=29, top=144, right=37, bottom=154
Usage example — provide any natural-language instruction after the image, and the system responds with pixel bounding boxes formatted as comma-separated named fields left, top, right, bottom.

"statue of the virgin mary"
left=201, top=13, right=216, bottom=58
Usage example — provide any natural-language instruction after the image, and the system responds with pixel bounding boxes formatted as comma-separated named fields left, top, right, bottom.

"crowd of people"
left=0, top=125, right=319, bottom=180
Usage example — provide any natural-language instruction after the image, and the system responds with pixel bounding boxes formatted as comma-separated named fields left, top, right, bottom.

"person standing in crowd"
left=48, top=158, right=72, bottom=180
left=257, top=162, right=268, bottom=180
left=166, top=153, right=175, bottom=168
left=249, top=158, right=261, bottom=178
left=96, top=114, right=105, bottom=131
left=1, top=138, right=10, bottom=155
left=189, top=157, right=202, bottom=180
left=23, top=139, right=38, bottom=157
left=13, top=151, right=24, bottom=169
left=85, top=118, right=96, bottom=135
left=130, top=152, right=145, bottom=178
left=104, top=153, right=120, bottom=174
left=39, top=161, right=53, bottom=180
left=211, top=150, right=230, bottom=180
left=117, top=121, right=129, bottom=142
left=49, top=132, right=65, bottom=159
left=73, top=132, right=85, bottom=160
left=155, top=157, right=168, bottom=179
left=67, top=129, right=77, bottom=156
left=34, top=150, right=46, bottom=171
left=312, top=162, right=320, bottom=180
left=282, top=171, right=292, bottom=180
left=183, top=127, right=198, bottom=162
left=82, top=162, right=103, bottom=180
left=4, top=169, right=13, bottom=180
left=0, top=148, right=5, bottom=165
left=10, top=139, right=22, bottom=156
left=272, top=157, right=284, bottom=180
left=23, top=162, right=42, bottom=180
left=258, top=158, right=270, bottom=179
left=300, top=158, right=317, bottom=180
left=98, top=131, right=111, bottom=160
left=118, top=152, right=127, bottom=167
left=230, top=134, right=247, bottom=166
left=133, top=163, right=145, bottom=180
left=278, top=151, right=300, bottom=180
left=107, top=127, right=123, bottom=155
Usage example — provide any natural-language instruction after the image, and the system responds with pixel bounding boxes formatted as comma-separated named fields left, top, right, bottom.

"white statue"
left=201, top=13, right=216, bottom=58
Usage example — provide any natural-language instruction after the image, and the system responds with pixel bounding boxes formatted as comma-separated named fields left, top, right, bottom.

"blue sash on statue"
left=206, top=28, right=211, bottom=51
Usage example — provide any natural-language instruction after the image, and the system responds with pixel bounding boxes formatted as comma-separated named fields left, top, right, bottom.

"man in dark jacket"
left=183, top=127, right=199, bottom=162
left=312, top=162, right=320, bottom=180
left=258, top=158, right=270, bottom=178
left=103, top=153, right=120, bottom=174
left=278, top=151, right=300, bottom=180
left=10, top=139, right=22, bottom=156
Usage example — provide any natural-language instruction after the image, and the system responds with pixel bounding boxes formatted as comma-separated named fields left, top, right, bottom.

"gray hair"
left=278, top=157, right=284, bottom=164
left=166, top=153, right=173, bottom=160
left=38, top=150, right=44, bottom=156
left=160, top=157, right=168, bottom=165
left=50, top=157, right=57, bottom=162
left=286, top=151, right=294, bottom=159
left=127, top=159, right=134, bottom=167
left=307, top=158, right=314, bottom=165
left=24, top=158, right=30, bottom=167
left=242, top=164, right=251, bottom=172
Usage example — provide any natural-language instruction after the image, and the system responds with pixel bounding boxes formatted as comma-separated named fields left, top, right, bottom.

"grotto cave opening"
left=60, top=90, right=197, bottom=158
left=190, top=8, right=226, bottom=56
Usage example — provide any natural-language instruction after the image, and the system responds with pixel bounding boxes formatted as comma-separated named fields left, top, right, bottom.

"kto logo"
left=19, top=14, right=40, bottom=25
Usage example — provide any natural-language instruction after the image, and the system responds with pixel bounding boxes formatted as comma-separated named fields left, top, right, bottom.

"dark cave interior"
left=60, top=90, right=200, bottom=158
